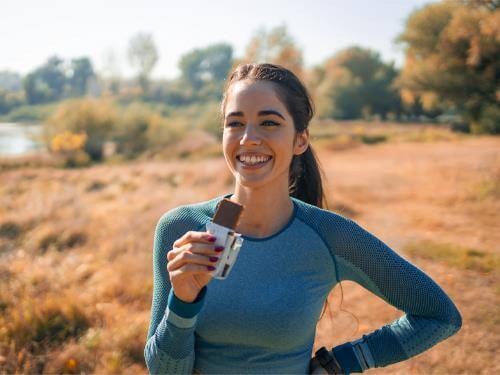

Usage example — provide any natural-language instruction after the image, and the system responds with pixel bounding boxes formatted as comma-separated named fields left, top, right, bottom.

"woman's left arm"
left=320, top=213, right=462, bottom=374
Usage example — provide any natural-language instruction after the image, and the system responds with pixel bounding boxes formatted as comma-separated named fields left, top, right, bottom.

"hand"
left=167, top=231, right=222, bottom=302
left=309, top=357, right=329, bottom=374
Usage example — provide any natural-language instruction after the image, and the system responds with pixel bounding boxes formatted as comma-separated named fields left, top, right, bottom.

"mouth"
left=236, top=153, right=273, bottom=168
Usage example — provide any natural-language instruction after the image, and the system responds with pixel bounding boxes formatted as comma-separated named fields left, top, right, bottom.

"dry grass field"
left=0, top=123, right=498, bottom=374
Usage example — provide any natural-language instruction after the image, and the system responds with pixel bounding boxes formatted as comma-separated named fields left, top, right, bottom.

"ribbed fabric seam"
left=294, top=215, right=341, bottom=285
left=166, top=306, right=198, bottom=329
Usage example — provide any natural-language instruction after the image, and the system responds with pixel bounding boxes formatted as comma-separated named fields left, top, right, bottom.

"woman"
left=144, top=63, right=462, bottom=374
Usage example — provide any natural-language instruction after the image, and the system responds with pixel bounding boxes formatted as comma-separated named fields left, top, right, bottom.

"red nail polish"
left=208, top=236, right=216, bottom=242
left=209, top=257, right=218, bottom=262
left=207, top=265, right=216, bottom=271
left=215, top=246, right=224, bottom=252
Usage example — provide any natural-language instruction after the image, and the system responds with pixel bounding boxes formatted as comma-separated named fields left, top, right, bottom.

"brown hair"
left=220, top=63, right=355, bottom=325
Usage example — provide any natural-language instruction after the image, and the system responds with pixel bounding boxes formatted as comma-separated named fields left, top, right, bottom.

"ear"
left=293, top=129, right=309, bottom=156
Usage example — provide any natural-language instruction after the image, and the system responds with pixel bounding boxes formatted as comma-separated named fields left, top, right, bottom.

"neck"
left=229, top=183, right=294, bottom=238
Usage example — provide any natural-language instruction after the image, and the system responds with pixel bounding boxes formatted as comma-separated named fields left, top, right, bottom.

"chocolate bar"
left=212, top=198, right=243, bottom=230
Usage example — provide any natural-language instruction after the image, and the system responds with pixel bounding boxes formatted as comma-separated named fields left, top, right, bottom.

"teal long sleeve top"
left=144, top=194, right=462, bottom=374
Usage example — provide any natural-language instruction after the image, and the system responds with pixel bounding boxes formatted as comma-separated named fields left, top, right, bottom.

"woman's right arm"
left=144, top=207, right=220, bottom=374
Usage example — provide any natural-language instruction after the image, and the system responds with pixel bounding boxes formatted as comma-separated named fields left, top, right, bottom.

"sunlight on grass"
left=404, top=240, right=499, bottom=274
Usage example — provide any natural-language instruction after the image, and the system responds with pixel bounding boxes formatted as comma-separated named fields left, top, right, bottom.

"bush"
left=44, top=99, right=117, bottom=160
left=112, top=103, right=151, bottom=158
left=113, top=102, right=181, bottom=158
left=450, top=120, right=470, bottom=133
left=50, top=131, right=91, bottom=167
left=471, top=105, right=500, bottom=135
left=195, top=102, right=223, bottom=139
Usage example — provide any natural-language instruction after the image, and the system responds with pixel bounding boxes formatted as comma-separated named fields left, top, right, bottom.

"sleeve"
left=323, top=214, right=462, bottom=374
left=144, top=207, right=208, bottom=375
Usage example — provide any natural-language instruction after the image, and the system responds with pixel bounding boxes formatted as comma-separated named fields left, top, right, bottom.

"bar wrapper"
left=206, top=198, right=244, bottom=280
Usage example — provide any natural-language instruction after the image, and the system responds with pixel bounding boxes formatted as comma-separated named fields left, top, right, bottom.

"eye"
left=261, top=120, right=280, bottom=127
left=225, top=121, right=243, bottom=128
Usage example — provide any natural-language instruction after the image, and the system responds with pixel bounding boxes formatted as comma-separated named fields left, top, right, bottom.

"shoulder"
left=292, top=197, right=368, bottom=249
left=292, top=197, right=354, bottom=231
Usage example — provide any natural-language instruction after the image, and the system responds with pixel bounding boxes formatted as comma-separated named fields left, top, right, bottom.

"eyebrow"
left=225, top=110, right=286, bottom=121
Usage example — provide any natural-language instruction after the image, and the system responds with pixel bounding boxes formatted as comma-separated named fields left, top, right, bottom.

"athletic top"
left=144, top=194, right=462, bottom=374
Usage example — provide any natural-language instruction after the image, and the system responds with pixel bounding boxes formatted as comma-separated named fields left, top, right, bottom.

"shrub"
left=146, top=115, right=185, bottom=154
left=471, top=105, right=500, bottom=135
left=195, top=102, right=223, bottom=139
left=50, top=131, right=91, bottom=167
left=450, top=120, right=470, bottom=134
left=44, top=99, right=117, bottom=160
left=359, top=134, right=387, bottom=144
left=113, top=103, right=152, bottom=158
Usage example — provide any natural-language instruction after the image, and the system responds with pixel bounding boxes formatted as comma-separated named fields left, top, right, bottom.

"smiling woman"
left=144, top=63, right=462, bottom=375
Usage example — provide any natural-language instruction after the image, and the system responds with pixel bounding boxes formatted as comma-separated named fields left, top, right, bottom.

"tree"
left=0, top=71, right=22, bottom=92
left=68, top=57, right=95, bottom=96
left=241, top=24, right=304, bottom=79
left=23, top=56, right=66, bottom=104
left=127, top=32, right=159, bottom=93
left=312, top=47, right=402, bottom=120
left=179, top=43, right=233, bottom=99
left=397, top=1, right=500, bottom=133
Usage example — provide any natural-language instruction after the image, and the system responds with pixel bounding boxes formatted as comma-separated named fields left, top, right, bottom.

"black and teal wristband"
left=167, top=286, right=207, bottom=318
left=332, top=342, right=363, bottom=374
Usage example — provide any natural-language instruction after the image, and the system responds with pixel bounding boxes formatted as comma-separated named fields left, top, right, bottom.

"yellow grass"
left=0, top=124, right=498, bottom=374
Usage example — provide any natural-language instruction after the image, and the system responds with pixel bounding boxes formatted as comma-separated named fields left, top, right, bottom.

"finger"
left=167, top=251, right=219, bottom=272
left=173, top=231, right=216, bottom=248
left=167, top=243, right=222, bottom=261
left=170, top=263, right=215, bottom=278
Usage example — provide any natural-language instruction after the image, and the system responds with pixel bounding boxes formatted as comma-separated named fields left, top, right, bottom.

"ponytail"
left=289, top=145, right=326, bottom=209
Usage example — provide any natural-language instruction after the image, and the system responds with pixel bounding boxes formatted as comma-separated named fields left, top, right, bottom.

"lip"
left=236, top=151, right=273, bottom=157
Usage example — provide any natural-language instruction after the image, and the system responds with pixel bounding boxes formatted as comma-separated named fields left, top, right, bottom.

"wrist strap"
left=315, top=347, right=343, bottom=374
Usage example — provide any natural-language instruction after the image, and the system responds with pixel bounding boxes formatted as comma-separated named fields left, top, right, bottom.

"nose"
left=240, top=123, right=262, bottom=146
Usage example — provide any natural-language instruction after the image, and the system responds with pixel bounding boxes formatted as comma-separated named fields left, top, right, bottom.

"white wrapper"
left=206, top=222, right=244, bottom=280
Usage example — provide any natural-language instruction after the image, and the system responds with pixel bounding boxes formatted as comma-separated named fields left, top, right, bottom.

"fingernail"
left=207, top=265, right=216, bottom=271
left=215, top=246, right=224, bottom=252
left=209, top=257, right=218, bottom=262
left=207, top=236, right=216, bottom=242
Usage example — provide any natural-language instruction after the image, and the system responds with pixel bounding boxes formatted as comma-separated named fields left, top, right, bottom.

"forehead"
left=225, top=80, right=289, bottom=117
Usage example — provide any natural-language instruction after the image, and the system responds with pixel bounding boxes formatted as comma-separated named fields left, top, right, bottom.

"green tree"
left=127, top=32, right=159, bottom=93
left=23, top=56, right=66, bottom=104
left=312, top=47, right=402, bottom=120
left=397, top=1, right=500, bottom=133
left=68, top=57, right=95, bottom=96
left=179, top=43, right=233, bottom=100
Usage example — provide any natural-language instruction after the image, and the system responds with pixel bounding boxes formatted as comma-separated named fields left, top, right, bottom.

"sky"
left=1, top=0, right=434, bottom=80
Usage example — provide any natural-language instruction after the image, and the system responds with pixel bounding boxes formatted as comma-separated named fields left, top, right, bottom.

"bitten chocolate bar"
left=212, top=198, right=243, bottom=230
left=207, top=198, right=244, bottom=280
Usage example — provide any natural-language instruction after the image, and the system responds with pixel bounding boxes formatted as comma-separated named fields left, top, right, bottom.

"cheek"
left=222, top=133, right=235, bottom=165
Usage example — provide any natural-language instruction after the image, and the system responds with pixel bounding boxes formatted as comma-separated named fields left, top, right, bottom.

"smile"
left=236, top=153, right=272, bottom=167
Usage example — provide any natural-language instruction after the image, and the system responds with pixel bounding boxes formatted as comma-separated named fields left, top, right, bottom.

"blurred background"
left=0, top=0, right=498, bottom=373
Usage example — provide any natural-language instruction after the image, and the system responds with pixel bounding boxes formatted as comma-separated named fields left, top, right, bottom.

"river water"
left=0, top=122, right=45, bottom=156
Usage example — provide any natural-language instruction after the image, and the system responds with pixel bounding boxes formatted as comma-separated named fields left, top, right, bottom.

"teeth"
left=238, top=154, right=271, bottom=165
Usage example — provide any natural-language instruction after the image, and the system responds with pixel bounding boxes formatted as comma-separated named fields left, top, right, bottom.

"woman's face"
left=222, top=79, right=308, bottom=190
